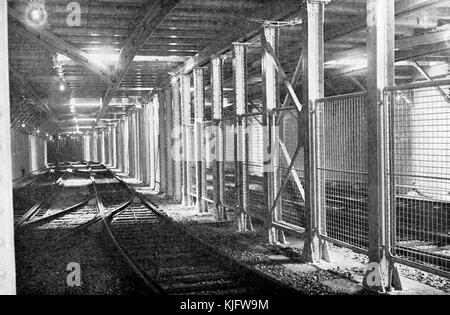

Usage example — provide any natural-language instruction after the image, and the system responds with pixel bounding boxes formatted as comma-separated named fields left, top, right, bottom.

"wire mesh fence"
left=202, top=121, right=215, bottom=204
left=186, top=124, right=196, bottom=197
left=386, top=81, right=450, bottom=276
left=316, top=92, right=369, bottom=252
left=245, top=113, right=266, bottom=220
left=222, top=117, right=237, bottom=210
left=271, top=108, right=306, bottom=228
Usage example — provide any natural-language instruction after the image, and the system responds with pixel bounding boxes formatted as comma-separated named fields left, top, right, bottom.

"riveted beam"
left=97, top=0, right=181, bottom=122
left=8, top=8, right=113, bottom=84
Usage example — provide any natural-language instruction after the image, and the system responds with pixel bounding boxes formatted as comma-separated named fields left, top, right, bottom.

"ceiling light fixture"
left=26, top=0, right=47, bottom=26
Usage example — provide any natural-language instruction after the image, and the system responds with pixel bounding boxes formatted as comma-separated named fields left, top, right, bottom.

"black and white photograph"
left=0, top=0, right=449, bottom=303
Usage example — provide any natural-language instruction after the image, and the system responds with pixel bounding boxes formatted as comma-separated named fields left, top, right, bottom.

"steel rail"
left=15, top=171, right=69, bottom=230
left=104, top=167, right=300, bottom=295
left=91, top=170, right=164, bottom=294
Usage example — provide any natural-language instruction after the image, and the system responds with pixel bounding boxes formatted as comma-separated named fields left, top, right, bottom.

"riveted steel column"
left=109, top=127, right=114, bottom=166
left=137, top=110, right=142, bottom=181
left=181, top=75, right=193, bottom=205
left=143, top=101, right=151, bottom=186
left=124, top=116, right=130, bottom=175
left=137, top=109, right=144, bottom=182
left=93, top=132, right=98, bottom=163
left=262, top=26, right=281, bottom=243
left=211, top=56, right=225, bottom=219
left=112, top=126, right=117, bottom=168
left=164, top=89, right=174, bottom=198
left=233, top=43, right=252, bottom=231
left=154, top=95, right=161, bottom=191
left=129, top=113, right=135, bottom=177
left=83, top=135, right=90, bottom=161
left=193, top=68, right=206, bottom=212
left=101, top=130, right=106, bottom=164
left=165, top=88, right=173, bottom=197
left=171, top=80, right=183, bottom=202
left=134, top=111, right=140, bottom=179
left=0, top=0, right=16, bottom=294
left=159, top=91, right=168, bottom=193
left=118, top=122, right=123, bottom=171
left=364, top=0, right=395, bottom=292
left=302, top=0, right=325, bottom=262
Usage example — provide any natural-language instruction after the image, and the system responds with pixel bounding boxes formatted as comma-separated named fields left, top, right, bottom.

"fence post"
left=301, top=0, right=325, bottom=262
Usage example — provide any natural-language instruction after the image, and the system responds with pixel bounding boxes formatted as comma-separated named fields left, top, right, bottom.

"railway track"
left=15, top=162, right=296, bottom=294
left=92, top=168, right=297, bottom=295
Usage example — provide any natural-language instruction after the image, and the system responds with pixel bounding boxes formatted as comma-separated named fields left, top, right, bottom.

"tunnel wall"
left=10, top=130, right=47, bottom=179
left=11, top=130, right=30, bottom=179
left=47, top=136, right=83, bottom=163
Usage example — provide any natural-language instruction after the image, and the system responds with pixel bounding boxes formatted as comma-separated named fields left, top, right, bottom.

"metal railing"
left=316, top=92, right=369, bottom=253
left=270, top=107, right=306, bottom=229
left=186, top=124, right=196, bottom=198
left=385, top=79, right=450, bottom=277
left=202, top=121, right=215, bottom=204
left=244, top=113, right=266, bottom=220
left=222, top=117, right=237, bottom=210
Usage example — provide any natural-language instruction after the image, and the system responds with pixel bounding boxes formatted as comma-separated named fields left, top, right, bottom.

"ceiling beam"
left=97, top=0, right=181, bottom=122
left=326, top=28, right=450, bottom=64
left=9, top=68, right=62, bottom=128
left=8, top=7, right=114, bottom=84
left=171, top=0, right=302, bottom=76
left=324, top=0, right=450, bottom=42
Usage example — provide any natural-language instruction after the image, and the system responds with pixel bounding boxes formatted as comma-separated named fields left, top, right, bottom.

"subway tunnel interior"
left=1, top=0, right=450, bottom=296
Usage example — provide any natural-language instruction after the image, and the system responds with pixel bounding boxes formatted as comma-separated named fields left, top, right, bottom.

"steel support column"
left=0, top=0, right=16, bottom=295
left=193, top=68, right=206, bottom=212
left=301, top=0, right=325, bottom=262
left=233, top=44, right=252, bottom=231
left=262, top=27, right=283, bottom=244
left=211, top=56, right=225, bottom=219
left=364, top=0, right=396, bottom=292
left=137, top=110, right=142, bottom=181
left=93, top=132, right=98, bottom=163
left=143, top=101, right=151, bottom=186
left=112, top=126, right=117, bottom=168
left=165, top=87, right=174, bottom=198
left=135, top=111, right=140, bottom=180
left=101, top=130, right=106, bottom=165
left=129, top=113, right=135, bottom=178
left=181, top=75, right=193, bottom=205
left=172, top=80, right=183, bottom=202
left=160, top=91, right=168, bottom=193
left=83, top=135, right=90, bottom=161
left=149, top=97, right=156, bottom=189
left=124, top=117, right=130, bottom=175
left=117, top=122, right=123, bottom=171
